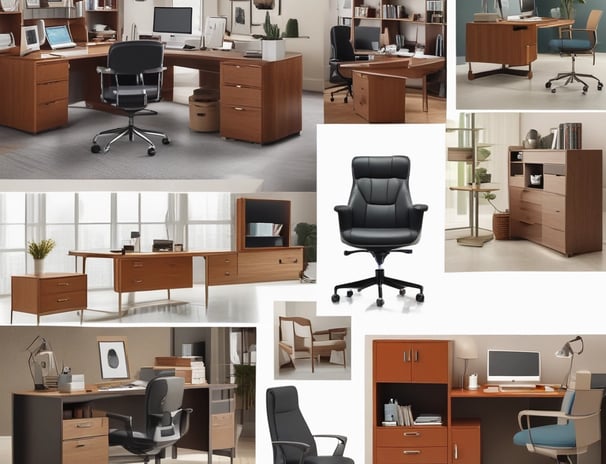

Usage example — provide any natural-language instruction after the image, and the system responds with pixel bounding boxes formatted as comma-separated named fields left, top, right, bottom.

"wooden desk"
left=0, top=45, right=302, bottom=144
left=466, top=18, right=574, bottom=80
left=451, top=384, right=565, bottom=398
left=12, top=383, right=236, bottom=464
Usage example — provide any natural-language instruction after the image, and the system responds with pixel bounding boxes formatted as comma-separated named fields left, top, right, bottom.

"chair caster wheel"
left=344, top=96, right=348, bottom=103
left=330, top=96, right=335, bottom=102
left=376, top=298, right=384, bottom=307
left=162, top=137, right=170, bottom=145
left=545, top=82, right=551, bottom=89
left=551, top=88, right=556, bottom=93
left=598, top=83, right=603, bottom=90
left=346, top=290, right=354, bottom=298
left=147, top=147, right=156, bottom=156
left=416, top=293, right=425, bottom=303
left=91, top=144, right=101, bottom=154
left=399, top=288, right=406, bottom=296
left=331, top=294, right=340, bottom=303
left=583, top=86, right=588, bottom=94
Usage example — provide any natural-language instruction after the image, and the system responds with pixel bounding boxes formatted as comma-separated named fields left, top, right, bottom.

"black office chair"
left=266, top=385, right=355, bottom=464
left=107, top=376, right=192, bottom=463
left=331, top=156, right=428, bottom=307
left=91, top=40, right=170, bottom=156
left=329, top=25, right=369, bottom=103
left=545, top=9, right=603, bottom=94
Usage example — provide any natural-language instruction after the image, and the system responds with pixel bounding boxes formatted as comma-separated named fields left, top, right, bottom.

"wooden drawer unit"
left=115, top=255, right=193, bottom=292
left=221, top=62, right=262, bottom=87
left=376, top=426, right=447, bottom=447
left=211, top=412, right=235, bottom=450
left=11, top=273, right=87, bottom=324
left=451, top=420, right=481, bottom=464
left=220, top=104, right=263, bottom=144
left=237, top=248, right=303, bottom=283
left=26, top=60, right=69, bottom=133
left=353, top=70, right=406, bottom=123
left=62, top=417, right=108, bottom=464
left=207, top=253, right=238, bottom=285
left=375, top=445, right=448, bottom=463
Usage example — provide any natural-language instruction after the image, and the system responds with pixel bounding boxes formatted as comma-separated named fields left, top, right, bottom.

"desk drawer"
left=37, top=98, right=68, bottom=132
left=376, top=446, right=447, bottom=464
left=37, top=80, right=69, bottom=105
left=221, top=62, right=262, bottom=87
left=207, top=253, right=238, bottom=285
left=543, top=174, right=566, bottom=195
left=37, top=61, right=69, bottom=84
left=211, top=412, right=235, bottom=450
left=117, top=256, right=193, bottom=292
left=542, top=226, right=565, bottom=253
left=510, top=219, right=542, bottom=242
left=522, top=150, right=565, bottom=164
left=220, top=104, right=262, bottom=143
left=63, top=417, right=107, bottom=440
left=542, top=194, right=565, bottom=231
left=63, top=435, right=108, bottom=464
left=39, top=289, right=87, bottom=314
left=237, top=248, right=302, bottom=283
left=221, top=84, right=262, bottom=108
left=40, top=274, right=87, bottom=295
left=376, top=427, right=447, bottom=447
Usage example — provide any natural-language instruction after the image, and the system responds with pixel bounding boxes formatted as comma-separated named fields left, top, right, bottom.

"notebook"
left=45, top=25, right=77, bottom=50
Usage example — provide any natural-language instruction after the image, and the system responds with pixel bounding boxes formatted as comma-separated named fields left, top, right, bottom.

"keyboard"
left=499, top=383, right=537, bottom=391
left=50, top=48, right=89, bottom=57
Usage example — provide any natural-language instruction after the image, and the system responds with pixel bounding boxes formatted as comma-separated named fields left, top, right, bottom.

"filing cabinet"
left=62, top=417, right=108, bottom=464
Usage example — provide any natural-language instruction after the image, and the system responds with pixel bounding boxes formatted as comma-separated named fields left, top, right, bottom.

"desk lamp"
left=456, top=337, right=478, bottom=389
left=26, top=335, right=59, bottom=390
left=555, top=335, right=584, bottom=390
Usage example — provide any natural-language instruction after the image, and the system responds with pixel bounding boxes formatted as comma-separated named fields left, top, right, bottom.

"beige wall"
left=0, top=326, right=171, bottom=435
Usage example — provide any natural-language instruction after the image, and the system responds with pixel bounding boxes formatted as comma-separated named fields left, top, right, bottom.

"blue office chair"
left=513, top=385, right=603, bottom=464
left=92, top=40, right=170, bottom=156
left=545, top=10, right=603, bottom=94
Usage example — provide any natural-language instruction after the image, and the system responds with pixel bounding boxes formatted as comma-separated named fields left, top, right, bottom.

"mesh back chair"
left=108, top=376, right=192, bottom=463
left=546, top=10, right=603, bottom=94
left=329, top=25, right=368, bottom=103
left=91, top=40, right=170, bottom=156
left=266, top=385, right=354, bottom=464
left=331, top=156, right=428, bottom=307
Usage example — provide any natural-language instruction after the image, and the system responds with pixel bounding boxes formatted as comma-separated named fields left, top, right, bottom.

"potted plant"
left=261, top=11, right=285, bottom=61
left=295, top=222, right=316, bottom=282
left=561, top=0, right=585, bottom=19
left=483, top=192, right=510, bottom=240
left=27, top=238, right=56, bottom=275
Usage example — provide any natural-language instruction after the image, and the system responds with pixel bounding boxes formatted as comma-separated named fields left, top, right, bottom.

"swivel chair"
left=545, top=9, right=603, bottom=94
left=107, top=376, right=192, bottom=463
left=266, top=385, right=355, bottom=464
left=92, top=40, right=170, bottom=156
left=329, top=25, right=369, bottom=103
left=513, top=374, right=603, bottom=464
left=331, top=156, right=428, bottom=307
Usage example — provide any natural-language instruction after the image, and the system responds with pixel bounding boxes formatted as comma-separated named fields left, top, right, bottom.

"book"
left=154, top=356, right=204, bottom=367
left=413, top=414, right=442, bottom=425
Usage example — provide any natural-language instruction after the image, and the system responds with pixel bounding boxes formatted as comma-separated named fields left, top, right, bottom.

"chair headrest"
left=352, top=156, right=410, bottom=180
left=267, top=385, right=299, bottom=414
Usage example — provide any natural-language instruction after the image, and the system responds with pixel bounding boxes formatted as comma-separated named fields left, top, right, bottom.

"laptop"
left=45, top=25, right=77, bottom=50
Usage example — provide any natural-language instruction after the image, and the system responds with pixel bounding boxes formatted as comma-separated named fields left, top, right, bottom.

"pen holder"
left=468, top=373, right=479, bottom=390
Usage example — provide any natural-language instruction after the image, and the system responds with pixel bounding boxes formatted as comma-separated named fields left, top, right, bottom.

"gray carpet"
left=0, top=92, right=321, bottom=192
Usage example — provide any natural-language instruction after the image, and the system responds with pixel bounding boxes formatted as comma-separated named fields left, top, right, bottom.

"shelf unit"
left=0, top=11, right=20, bottom=53
left=373, top=339, right=453, bottom=464
left=508, top=147, right=603, bottom=256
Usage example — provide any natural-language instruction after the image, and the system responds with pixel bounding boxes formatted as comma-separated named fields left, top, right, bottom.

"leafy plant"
left=561, top=0, right=585, bottom=19
left=482, top=192, right=505, bottom=213
left=294, top=222, right=316, bottom=263
left=234, top=364, right=256, bottom=410
left=263, top=11, right=281, bottom=39
left=27, top=239, right=56, bottom=259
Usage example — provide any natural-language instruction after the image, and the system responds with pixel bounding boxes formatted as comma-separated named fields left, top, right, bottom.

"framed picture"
left=231, top=1, right=251, bottom=35
left=97, top=336, right=130, bottom=381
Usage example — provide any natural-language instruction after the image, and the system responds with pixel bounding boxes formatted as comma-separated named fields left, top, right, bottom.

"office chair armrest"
left=180, top=408, right=193, bottom=435
left=106, top=412, right=135, bottom=436
left=517, top=409, right=569, bottom=430
left=410, top=204, right=429, bottom=230
left=142, top=66, right=166, bottom=74
left=96, top=66, right=116, bottom=75
left=313, top=434, right=348, bottom=456
left=271, top=440, right=311, bottom=464
left=334, top=205, right=353, bottom=231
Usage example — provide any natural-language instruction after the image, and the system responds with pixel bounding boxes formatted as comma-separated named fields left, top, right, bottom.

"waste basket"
left=189, top=88, right=219, bottom=132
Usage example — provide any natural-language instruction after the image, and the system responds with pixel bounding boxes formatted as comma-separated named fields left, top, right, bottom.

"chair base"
left=91, top=113, right=170, bottom=156
left=545, top=55, right=603, bottom=94
left=330, top=83, right=352, bottom=103
left=331, top=267, right=424, bottom=307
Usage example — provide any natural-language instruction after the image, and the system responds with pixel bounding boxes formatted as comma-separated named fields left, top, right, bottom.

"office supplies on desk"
left=45, top=24, right=77, bottom=49
left=153, top=239, right=174, bottom=251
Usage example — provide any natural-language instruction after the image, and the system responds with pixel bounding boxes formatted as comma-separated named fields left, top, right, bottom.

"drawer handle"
left=403, top=432, right=420, bottom=437
left=57, top=282, right=70, bottom=287
left=403, top=450, right=421, bottom=455
left=233, top=107, right=245, bottom=111
left=135, top=280, right=143, bottom=283
left=76, top=422, right=93, bottom=428
left=454, top=443, right=459, bottom=460
left=236, top=84, right=242, bottom=88
left=76, top=443, right=86, bottom=448
left=279, top=258, right=298, bottom=264
left=224, top=259, right=231, bottom=263
left=133, top=262, right=144, bottom=268
left=57, top=298, right=69, bottom=303
left=224, top=272, right=231, bottom=276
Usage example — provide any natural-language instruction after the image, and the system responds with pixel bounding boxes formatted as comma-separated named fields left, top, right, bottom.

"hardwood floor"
left=323, top=87, right=446, bottom=124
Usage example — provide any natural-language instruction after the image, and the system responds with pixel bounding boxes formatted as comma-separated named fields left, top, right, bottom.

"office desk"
left=13, top=383, right=236, bottom=464
left=0, top=45, right=302, bottom=143
left=466, top=18, right=574, bottom=80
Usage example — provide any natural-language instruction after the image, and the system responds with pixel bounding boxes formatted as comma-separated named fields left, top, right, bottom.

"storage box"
left=247, top=222, right=274, bottom=236
left=189, top=89, right=220, bottom=132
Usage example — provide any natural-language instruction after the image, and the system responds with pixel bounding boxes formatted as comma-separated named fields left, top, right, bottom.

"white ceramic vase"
left=33, top=258, right=44, bottom=275
left=261, top=39, right=285, bottom=61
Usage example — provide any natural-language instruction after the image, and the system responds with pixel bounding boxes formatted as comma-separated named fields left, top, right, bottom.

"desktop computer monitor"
left=20, top=26, right=40, bottom=56
left=97, top=336, right=131, bottom=382
left=153, top=7, right=193, bottom=35
left=354, top=26, right=381, bottom=51
left=487, top=349, right=541, bottom=385
left=519, top=0, right=536, bottom=18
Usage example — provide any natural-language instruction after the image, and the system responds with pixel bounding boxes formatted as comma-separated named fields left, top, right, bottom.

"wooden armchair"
left=278, top=316, right=347, bottom=373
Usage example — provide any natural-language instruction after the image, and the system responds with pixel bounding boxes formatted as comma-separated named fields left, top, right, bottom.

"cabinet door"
left=374, top=340, right=413, bottom=382
left=451, top=422, right=481, bottom=464
left=411, top=341, right=449, bottom=383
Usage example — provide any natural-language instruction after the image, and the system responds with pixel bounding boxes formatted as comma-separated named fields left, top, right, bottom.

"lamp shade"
left=555, top=336, right=584, bottom=358
left=455, top=337, right=478, bottom=360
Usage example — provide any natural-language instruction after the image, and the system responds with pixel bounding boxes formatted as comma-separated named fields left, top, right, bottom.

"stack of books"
left=413, top=414, right=443, bottom=426
left=154, top=356, right=207, bottom=384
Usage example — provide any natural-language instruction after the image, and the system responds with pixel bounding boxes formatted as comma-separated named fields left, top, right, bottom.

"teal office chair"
left=513, top=383, right=603, bottom=464
left=545, top=9, right=603, bottom=94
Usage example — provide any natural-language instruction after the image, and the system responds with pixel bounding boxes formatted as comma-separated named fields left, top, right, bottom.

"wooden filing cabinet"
left=237, top=248, right=303, bottom=283
left=11, top=273, right=87, bottom=324
left=508, top=148, right=602, bottom=256
left=353, top=70, right=406, bottom=123
left=62, top=417, right=108, bottom=464
left=220, top=55, right=302, bottom=144
left=207, top=253, right=239, bottom=285
left=451, top=419, right=481, bottom=464
left=114, top=255, right=193, bottom=292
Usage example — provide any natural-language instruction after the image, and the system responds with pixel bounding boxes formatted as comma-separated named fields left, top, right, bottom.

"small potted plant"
left=295, top=222, right=316, bottom=282
left=261, top=11, right=284, bottom=61
left=483, top=192, right=509, bottom=240
left=28, top=238, right=56, bottom=275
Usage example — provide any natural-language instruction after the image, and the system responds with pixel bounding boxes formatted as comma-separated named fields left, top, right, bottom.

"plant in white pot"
left=261, top=11, right=284, bottom=61
left=28, top=238, right=56, bottom=275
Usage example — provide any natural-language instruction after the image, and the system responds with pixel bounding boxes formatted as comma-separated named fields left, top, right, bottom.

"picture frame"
left=231, top=0, right=251, bottom=35
left=97, top=336, right=130, bottom=380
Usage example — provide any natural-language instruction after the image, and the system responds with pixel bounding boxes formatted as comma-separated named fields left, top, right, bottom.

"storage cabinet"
left=352, top=70, right=406, bottom=122
left=114, top=255, right=193, bottom=292
left=508, top=147, right=602, bottom=256
left=451, top=419, right=481, bottom=464
left=62, top=417, right=108, bottom=464
left=11, top=273, right=87, bottom=324
left=373, top=340, right=452, bottom=464
left=206, top=253, right=239, bottom=285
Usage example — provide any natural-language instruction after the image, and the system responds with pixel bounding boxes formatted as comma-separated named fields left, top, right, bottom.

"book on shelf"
left=413, top=413, right=443, bottom=425
left=154, top=356, right=205, bottom=367
left=557, top=122, right=582, bottom=149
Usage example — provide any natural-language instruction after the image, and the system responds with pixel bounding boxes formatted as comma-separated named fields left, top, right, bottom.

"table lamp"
left=555, top=335, right=584, bottom=390
left=26, top=335, right=58, bottom=390
left=456, top=337, right=479, bottom=389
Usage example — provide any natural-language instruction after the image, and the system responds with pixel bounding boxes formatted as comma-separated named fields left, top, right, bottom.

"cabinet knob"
left=224, top=272, right=231, bottom=276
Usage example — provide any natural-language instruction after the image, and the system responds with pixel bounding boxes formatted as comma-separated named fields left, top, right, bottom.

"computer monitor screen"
left=354, top=26, right=381, bottom=51
left=487, top=349, right=541, bottom=383
left=97, top=336, right=130, bottom=381
left=204, top=16, right=227, bottom=49
left=20, top=26, right=40, bottom=56
left=519, top=0, right=536, bottom=17
left=153, top=7, right=193, bottom=35
left=45, top=25, right=75, bottom=49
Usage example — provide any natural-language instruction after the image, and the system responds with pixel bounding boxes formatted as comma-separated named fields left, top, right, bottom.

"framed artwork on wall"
left=231, top=0, right=251, bottom=35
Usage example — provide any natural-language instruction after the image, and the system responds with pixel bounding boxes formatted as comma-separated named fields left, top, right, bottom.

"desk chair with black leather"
left=546, top=9, right=603, bottom=94
left=331, top=156, right=428, bottom=307
left=92, top=40, right=171, bottom=156
left=329, top=25, right=369, bottom=103
left=107, top=376, right=192, bottom=463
